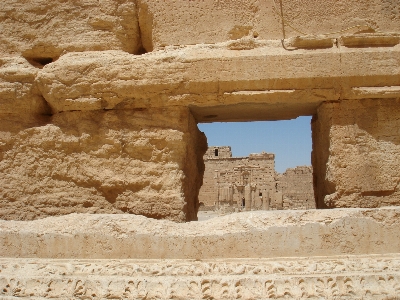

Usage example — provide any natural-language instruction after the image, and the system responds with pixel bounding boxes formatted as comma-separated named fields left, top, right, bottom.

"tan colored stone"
left=200, top=147, right=315, bottom=210
left=0, top=107, right=206, bottom=222
left=1, top=207, right=400, bottom=259
left=0, top=0, right=141, bottom=59
left=277, top=166, right=315, bottom=210
left=312, top=98, right=400, bottom=208
left=1, top=255, right=400, bottom=299
left=138, top=0, right=400, bottom=51
left=1, top=1, right=400, bottom=297
left=0, top=57, right=49, bottom=115
left=0, top=0, right=400, bottom=222
left=35, top=42, right=400, bottom=122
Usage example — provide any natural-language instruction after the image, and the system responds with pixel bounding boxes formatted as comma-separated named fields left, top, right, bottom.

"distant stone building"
left=276, top=166, right=315, bottom=210
left=199, top=146, right=315, bottom=211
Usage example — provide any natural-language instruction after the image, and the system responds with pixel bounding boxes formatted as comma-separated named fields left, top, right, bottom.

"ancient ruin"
left=199, top=146, right=315, bottom=211
left=1, top=0, right=400, bottom=298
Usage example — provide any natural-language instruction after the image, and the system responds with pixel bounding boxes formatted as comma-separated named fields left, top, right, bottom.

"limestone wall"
left=199, top=152, right=276, bottom=208
left=1, top=1, right=400, bottom=297
left=0, top=108, right=206, bottom=222
left=199, top=149, right=315, bottom=210
left=203, top=146, right=232, bottom=159
left=1, top=255, right=400, bottom=299
left=1, top=0, right=400, bottom=220
left=277, top=166, right=315, bottom=210
left=138, top=0, right=400, bottom=51
left=1, top=208, right=400, bottom=298
left=1, top=207, right=400, bottom=259
left=0, top=0, right=141, bottom=58
left=312, top=98, right=400, bottom=209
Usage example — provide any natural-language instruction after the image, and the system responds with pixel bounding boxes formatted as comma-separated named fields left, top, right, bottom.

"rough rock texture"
left=1, top=1, right=400, bottom=297
left=0, top=0, right=141, bottom=58
left=277, top=166, right=315, bottom=210
left=1, top=0, right=400, bottom=220
left=0, top=57, right=49, bottom=115
left=34, top=43, right=400, bottom=121
left=199, top=147, right=276, bottom=208
left=1, top=208, right=400, bottom=259
left=2, top=208, right=400, bottom=298
left=312, top=99, right=400, bottom=208
left=2, top=255, right=400, bottom=299
left=0, top=107, right=206, bottom=222
left=137, top=0, right=400, bottom=51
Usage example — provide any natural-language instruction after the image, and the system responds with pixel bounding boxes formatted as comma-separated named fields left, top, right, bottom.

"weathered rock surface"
left=0, top=0, right=141, bottom=58
left=137, top=0, right=400, bottom=51
left=1, top=208, right=400, bottom=259
left=0, top=56, right=49, bottom=115
left=0, top=107, right=206, bottom=222
left=35, top=42, right=400, bottom=122
left=2, top=255, right=400, bottom=299
left=313, top=99, right=400, bottom=208
left=1, top=0, right=400, bottom=220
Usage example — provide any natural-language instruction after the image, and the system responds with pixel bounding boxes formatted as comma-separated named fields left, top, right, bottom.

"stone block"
left=0, top=107, right=207, bottom=222
left=0, top=0, right=141, bottom=58
left=1, top=207, right=400, bottom=259
left=0, top=57, right=50, bottom=115
left=137, top=0, right=400, bottom=51
left=312, top=98, right=400, bottom=208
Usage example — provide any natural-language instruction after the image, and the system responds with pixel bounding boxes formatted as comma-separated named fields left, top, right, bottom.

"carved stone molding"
left=1, top=255, right=400, bottom=299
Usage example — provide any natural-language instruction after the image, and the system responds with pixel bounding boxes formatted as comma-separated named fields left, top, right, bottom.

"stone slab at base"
left=1, top=255, right=400, bottom=299
left=1, top=207, right=400, bottom=259
left=1, top=208, right=400, bottom=299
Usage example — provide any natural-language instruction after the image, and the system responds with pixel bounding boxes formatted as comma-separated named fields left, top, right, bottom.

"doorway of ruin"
left=197, top=117, right=315, bottom=215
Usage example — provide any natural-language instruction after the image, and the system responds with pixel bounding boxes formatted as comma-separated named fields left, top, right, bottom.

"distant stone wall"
left=199, top=150, right=275, bottom=208
left=277, top=166, right=316, bottom=210
left=203, top=146, right=233, bottom=159
left=199, top=147, right=315, bottom=210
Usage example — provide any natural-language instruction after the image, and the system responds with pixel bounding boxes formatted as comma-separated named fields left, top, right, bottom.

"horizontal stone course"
left=1, top=207, right=400, bottom=259
left=1, top=255, right=400, bottom=299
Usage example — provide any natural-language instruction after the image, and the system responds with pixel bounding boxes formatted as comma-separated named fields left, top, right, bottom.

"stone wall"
left=277, top=166, right=315, bottom=210
left=2, top=208, right=400, bottom=259
left=0, top=108, right=206, bottom=222
left=137, top=0, right=400, bottom=52
left=1, top=0, right=400, bottom=298
left=204, top=146, right=232, bottom=159
left=2, top=255, right=400, bottom=299
left=199, top=147, right=315, bottom=210
left=0, top=0, right=400, bottom=219
left=2, top=208, right=400, bottom=298
left=312, top=98, right=400, bottom=209
left=199, top=150, right=276, bottom=209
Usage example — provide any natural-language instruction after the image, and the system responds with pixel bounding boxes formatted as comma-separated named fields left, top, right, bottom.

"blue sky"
left=198, top=116, right=312, bottom=173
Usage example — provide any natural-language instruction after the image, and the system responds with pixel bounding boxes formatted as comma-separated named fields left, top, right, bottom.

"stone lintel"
left=35, top=43, right=400, bottom=122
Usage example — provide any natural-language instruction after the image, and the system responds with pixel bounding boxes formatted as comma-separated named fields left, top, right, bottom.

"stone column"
left=275, top=192, right=283, bottom=210
left=262, top=190, right=270, bottom=210
left=228, top=185, right=234, bottom=206
left=245, top=185, right=252, bottom=211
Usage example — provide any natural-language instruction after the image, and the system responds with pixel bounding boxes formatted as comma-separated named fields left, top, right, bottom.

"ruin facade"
left=199, top=146, right=315, bottom=211
left=1, top=0, right=400, bottom=298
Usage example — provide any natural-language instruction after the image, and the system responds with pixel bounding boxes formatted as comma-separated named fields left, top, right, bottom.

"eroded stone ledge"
left=1, top=208, right=400, bottom=259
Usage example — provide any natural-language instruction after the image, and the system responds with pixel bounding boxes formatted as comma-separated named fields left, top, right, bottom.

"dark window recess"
left=259, top=192, right=263, bottom=197
left=215, top=149, right=219, bottom=156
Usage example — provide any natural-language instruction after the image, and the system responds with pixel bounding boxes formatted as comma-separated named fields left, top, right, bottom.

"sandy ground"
left=196, top=211, right=220, bottom=221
